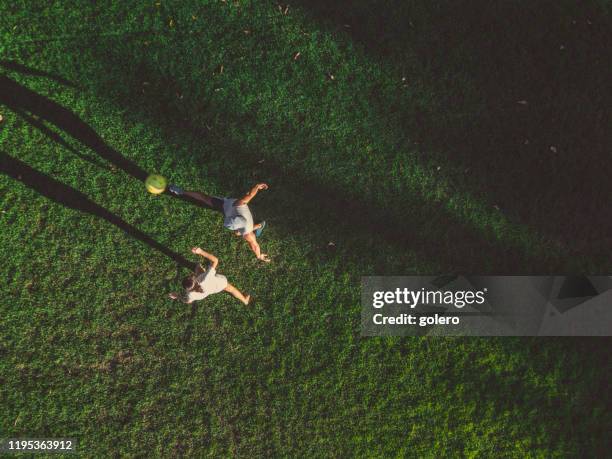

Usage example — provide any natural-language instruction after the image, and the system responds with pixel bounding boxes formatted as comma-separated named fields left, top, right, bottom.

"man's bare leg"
left=182, top=191, right=215, bottom=208
left=224, top=283, right=251, bottom=305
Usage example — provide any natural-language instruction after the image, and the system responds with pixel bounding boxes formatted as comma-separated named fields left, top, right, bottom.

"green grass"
left=1, top=0, right=610, bottom=456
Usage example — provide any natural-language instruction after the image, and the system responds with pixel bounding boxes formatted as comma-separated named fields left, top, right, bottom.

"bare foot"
left=243, top=295, right=251, bottom=305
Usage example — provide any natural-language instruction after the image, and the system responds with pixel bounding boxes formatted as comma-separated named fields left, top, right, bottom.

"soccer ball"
left=145, top=174, right=167, bottom=194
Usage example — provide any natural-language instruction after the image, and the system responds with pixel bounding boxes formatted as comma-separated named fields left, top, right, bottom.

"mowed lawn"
left=1, top=1, right=610, bottom=456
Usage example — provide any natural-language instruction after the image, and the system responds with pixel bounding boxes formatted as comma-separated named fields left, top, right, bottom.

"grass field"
left=1, top=1, right=611, bottom=456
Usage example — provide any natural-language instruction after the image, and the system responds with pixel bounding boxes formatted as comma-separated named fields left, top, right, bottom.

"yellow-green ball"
left=145, top=174, right=167, bottom=194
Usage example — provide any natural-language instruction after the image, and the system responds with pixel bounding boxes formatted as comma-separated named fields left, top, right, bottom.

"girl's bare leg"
left=182, top=191, right=214, bottom=207
left=224, top=283, right=251, bottom=305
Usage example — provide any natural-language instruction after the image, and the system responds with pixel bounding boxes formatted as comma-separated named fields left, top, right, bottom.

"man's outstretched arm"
left=236, top=183, right=268, bottom=206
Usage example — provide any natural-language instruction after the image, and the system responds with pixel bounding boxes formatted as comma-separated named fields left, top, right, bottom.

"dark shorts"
left=210, top=196, right=224, bottom=213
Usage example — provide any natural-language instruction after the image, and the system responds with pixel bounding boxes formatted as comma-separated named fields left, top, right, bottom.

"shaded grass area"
left=1, top=0, right=610, bottom=456
left=293, top=0, right=612, bottom=260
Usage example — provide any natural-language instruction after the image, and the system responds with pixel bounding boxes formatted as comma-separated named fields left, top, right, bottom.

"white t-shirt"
left=183, top=267, right=228, bottom=303
left=223, top=198, right=254, bottom=236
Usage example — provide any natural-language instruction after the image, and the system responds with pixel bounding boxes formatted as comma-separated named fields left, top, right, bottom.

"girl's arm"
left=191, top=247, right=219, bottom=269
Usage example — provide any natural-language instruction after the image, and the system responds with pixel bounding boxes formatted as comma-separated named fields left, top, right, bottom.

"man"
left=168, top=247, right=251, bottom=305
left=168, top=182, right=271, bottom=262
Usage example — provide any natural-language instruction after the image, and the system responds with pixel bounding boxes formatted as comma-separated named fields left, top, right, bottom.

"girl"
left=168, top=247, right=250, bottom=305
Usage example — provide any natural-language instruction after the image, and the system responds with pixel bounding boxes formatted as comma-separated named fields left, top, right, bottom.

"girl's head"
left=182, top=275, right=196, bottom=291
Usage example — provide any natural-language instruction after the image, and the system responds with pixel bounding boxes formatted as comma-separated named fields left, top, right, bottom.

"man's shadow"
left=0, top=60, right=78, bottom=88
left=0, top=153, right=193, bottom=270
left=0, top=70, right=221, bottom=273
left=0, top=73, right=221, bottom=211
left=0, top=73, right=149, bottom=182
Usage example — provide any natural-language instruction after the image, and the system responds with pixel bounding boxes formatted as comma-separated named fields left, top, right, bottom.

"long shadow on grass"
left=13, top=108, right=109, bottom=169
left=0, top=74, right=223, bottom=213
left=292, top=0, right=612, bottom=260
left=0, top=153, right=193, bottom=270
left=0, top=60, right=78, bottom=88
left=0, top=74, right=148, bottom=182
